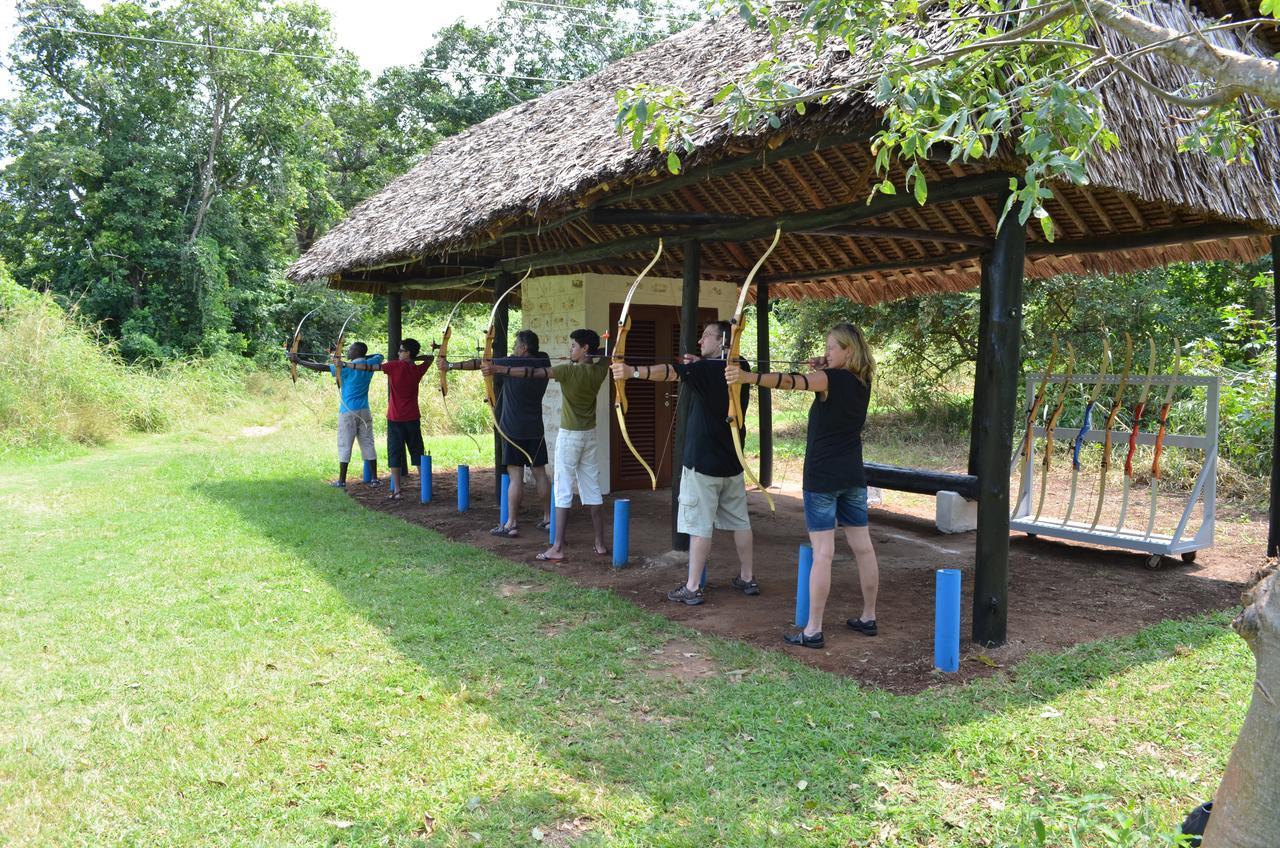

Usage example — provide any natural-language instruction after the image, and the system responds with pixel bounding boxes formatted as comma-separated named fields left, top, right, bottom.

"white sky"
left=0, top=0, right=504, bottom=99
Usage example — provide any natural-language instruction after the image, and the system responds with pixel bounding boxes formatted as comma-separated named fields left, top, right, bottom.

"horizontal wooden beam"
left=865, top=462, right=979, bottom=499
left=759, top=248, right=985, bottom=285
left=1025, top=223, right=1266, bottom=257
left=803, top=226, right=993, bottom=249
left=388, top=172, right=1013, bottom=291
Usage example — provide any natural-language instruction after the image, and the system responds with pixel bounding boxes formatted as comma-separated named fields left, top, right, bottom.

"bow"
left=611, top=241, right=665, bottom=490
left=1014, top=336, right=1059, bottom=517
left=331, top=308, right=359, bottom=390
left=1145, top=338, right=1181, bottom=539
left=1033, top=341, right=1075, bottom=523
left=1089, top=332, right=1134, bottom=531
left=1116, top=335, right=1159, bottom=532
left=432, top=286, right=485, bottom=456
left=1062, top=332, right=1111, bottom=526
left=484, top=269, right=535, bottom=467
left=727, top=228, right=782, bottom=513
left=285, top=307, right=320, bottom=384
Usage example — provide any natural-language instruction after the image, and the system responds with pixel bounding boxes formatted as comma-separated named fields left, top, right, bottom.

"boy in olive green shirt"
left=483, top=328, right=609, bottom=561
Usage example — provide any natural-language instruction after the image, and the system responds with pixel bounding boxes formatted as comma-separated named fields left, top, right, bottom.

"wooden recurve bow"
left=331, top=308, right=359, bottom=390
left=1033, top=342, right=1075, bottom=523
left=1145, top=339, right=1180, bottom=540
left=1062, top=333, right=1110, bottom=526
left=1089, top=332, right=1133, bottom=531
left=1116, top=335, right=1158, bottom=533
left=1014, top=336, right=1059, bottom=518
left=484, top=270, right=535, bottom=467
left=432, top=286, right=485, bottom=457
left=285, top=307, right=320, bottom=384
left=726, top=228, right=782, bottom=513
left=611, top=241, right=665, bottom=490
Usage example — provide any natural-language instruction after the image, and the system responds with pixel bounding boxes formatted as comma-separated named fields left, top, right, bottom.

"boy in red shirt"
left=343, top=338, right=433, bottom=499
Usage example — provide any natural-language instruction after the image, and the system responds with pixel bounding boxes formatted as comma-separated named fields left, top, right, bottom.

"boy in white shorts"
left=483, top=328, right=609, bottom=561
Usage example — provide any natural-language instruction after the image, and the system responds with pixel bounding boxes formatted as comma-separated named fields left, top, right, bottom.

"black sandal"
left=489, top=525, right=519, bottom=538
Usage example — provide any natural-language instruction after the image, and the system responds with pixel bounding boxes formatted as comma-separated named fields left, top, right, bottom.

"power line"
left=506, top=0, right=699, bottom=25
left=27, top=23, right=576, bottom=84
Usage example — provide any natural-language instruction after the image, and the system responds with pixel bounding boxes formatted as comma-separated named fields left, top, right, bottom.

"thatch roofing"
left=288, top=3, right=1278, bottom=304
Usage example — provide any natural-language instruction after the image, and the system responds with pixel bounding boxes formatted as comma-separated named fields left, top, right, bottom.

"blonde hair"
left=828, top=323, right=876, bottom=385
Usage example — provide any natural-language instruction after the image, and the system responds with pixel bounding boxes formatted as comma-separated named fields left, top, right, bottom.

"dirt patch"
left=346, top=464, right=1261, bottom=694
left=536, top=817, right=594, bottom=846
left=495, top=581, right=539, bottom=598
left=643, top=638, right=720, bottom=683
left=240, top=425, right=281, bottom=438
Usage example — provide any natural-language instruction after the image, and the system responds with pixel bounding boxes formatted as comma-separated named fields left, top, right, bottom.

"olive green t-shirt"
left=552, top=359, right=609, bottom=431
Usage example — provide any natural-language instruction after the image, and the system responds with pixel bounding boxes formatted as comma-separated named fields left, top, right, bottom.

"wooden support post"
left=671, top=242, right=701, bottom=551
left=387, top=290, right=403, bottom=360
left=1270, top=236, right=1280, bottom=557
left=972, top=203, right=1025, bottom=648
left=491, top=275, right=511, bottom=503
left=969, top=289, right=990, bottom=477
left=757, top=279, right=773, bottom=488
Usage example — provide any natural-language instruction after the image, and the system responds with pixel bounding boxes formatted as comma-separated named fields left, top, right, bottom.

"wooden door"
left=608, top=304, right=717, bottom=491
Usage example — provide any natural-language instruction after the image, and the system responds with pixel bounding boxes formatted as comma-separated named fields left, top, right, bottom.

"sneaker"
left=847, top=618, right=878, bottom=637
left=329, top=480, right=347, bottom=488
left=366, top=478, right=382, bottom=487
left=783, top=630, right=824, bottom=649
left=731, top=576, right=760, bottom=596
left=666, top=585, right=704, bottom=606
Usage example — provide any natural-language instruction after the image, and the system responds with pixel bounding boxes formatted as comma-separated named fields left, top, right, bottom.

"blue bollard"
left=500, top=472, right=510, bottom=526
left=390, top=473, right=398, bottom=496
left=612, top=499, right=630, bottom=567
left=549, top=482, right=557, bottom=544
left=457, top=465, right=470, bottom=513
left=795, top=544, right=814, bottom=627
left=934, top=568, right=962, bottom=673
left=362, top=459, right=375, bottom=484
left=420, top=454, right=432, bottom=503
left=700, top=562, right=707, bottom=589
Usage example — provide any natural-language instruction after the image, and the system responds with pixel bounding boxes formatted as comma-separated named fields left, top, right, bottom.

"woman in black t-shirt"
left=725, top=323, right=880, bottom=649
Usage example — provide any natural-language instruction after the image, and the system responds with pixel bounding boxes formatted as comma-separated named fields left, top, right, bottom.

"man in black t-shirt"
left=443, top=329, right=552, bottom=537
left=611, top=321, right=757, bottom=606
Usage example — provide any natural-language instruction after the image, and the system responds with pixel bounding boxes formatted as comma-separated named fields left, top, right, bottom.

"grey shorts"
left=677, top=467, right=751, bottom=539
left=337, top=409, right=376, bottom=463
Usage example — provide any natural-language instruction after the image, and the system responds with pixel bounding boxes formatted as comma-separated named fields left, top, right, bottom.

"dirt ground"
left=348, top=464, right=1267, bottom=694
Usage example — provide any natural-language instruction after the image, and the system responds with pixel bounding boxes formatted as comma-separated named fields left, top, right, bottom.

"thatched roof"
left=288, top=3, right=1278, bottom=303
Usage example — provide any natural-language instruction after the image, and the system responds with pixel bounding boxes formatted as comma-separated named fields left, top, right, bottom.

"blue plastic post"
left=795, top=544, right=814, bottom=627
left=549, top=482, right=557, bottom=544
left=499, top=472, right=510, bottom=525
left=362, top=459, right=374, bottom=484
left=934, top=568, right=962, bottom=673
left=389, top=474, right=398, bottom=496
left=612, top=499, right=630, bottom=567
left=420, top=454, right=432, bottom=503
left=457, top=465, right=470, bottom=513
left=699, top=562, right=707, bottom=589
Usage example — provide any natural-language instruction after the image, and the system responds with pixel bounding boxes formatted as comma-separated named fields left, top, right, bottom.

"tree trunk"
left=1204, top=565, right=1280, bottom=847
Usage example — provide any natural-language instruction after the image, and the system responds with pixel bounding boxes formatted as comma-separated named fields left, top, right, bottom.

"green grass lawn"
left=0, top=396, right=1249, bottom=846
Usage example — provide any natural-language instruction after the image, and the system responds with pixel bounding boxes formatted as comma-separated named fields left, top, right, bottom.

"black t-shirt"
left=803, top=368, right=870, bottom=492
left=495, top=354, right=550, bottom=438
left=672, top=358, right=750, bottom=478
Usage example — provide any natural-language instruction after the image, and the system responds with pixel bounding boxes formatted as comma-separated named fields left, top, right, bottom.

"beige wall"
left=519, top=273, right=739, bottom=495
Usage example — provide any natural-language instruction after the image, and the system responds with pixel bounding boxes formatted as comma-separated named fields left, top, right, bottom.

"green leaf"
left=879, top=179, right=896, bottom=195
left=666, top=151, right=682, bottom=174
left=912, top=173, right=927, bottom=205
left=1039, top=214, right=1054, bottom=242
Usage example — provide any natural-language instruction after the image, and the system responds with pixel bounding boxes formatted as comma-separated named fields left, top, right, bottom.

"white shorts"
left=554, top=428, right=603, bottom=507
left=677, top=467, right=751, bottom=538
left=337, top=409, right=376, bottom=463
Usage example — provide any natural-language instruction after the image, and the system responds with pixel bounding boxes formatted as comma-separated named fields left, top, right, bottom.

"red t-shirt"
left=381, top=359, right=430, bottom=422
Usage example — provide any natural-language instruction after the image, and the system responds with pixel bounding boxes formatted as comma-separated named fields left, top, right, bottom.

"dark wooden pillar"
left=969, top=287, right=991, bottom=477
left=757, top=279, right=773, bottom=488
left=1269, top=235, right=1280, bottom=556
left=492, top=275, right=511, bottom=503
left=671, top=241, right=701, bottom=551
left=387, top=290, right=403, bottom=360
left=972, top=203, right=1026, bottom=648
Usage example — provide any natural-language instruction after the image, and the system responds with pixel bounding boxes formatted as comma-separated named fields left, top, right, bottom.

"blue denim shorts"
left=802, top=487, right=869, bottom=532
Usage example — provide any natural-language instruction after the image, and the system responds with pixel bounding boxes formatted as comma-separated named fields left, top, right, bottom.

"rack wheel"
left=1181, top=551, right=1197, bottom=563
left=1145, top=554, right=1164, bottom=570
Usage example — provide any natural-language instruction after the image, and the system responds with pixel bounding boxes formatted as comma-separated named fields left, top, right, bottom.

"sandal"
left=387, top=491, right=403, bottom=501
left=534, top=551, right=565, bottom=562
left=535, top=518, right=552, bottom=530
left=489, top=525, right=519, bottom=538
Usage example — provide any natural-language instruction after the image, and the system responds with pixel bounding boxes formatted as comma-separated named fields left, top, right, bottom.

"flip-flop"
left=534, top=552, right=565, bottom=562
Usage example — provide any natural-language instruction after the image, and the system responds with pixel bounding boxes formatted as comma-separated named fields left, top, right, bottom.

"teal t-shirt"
left=331, top=354, right=384, bottom=414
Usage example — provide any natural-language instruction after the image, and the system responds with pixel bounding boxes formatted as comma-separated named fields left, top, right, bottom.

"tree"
left=617, top=0, right=1280, bottom=233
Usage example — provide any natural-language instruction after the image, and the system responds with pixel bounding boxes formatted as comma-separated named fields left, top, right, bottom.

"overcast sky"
left=0, top=0, right=504, bottom=99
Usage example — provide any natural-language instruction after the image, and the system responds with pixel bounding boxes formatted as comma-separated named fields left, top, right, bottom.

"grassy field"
left=0, top=392, right=1249, bottom=847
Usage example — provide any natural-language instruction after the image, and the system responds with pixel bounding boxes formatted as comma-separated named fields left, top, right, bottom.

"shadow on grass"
left=199, top=474, right=1233, bottom=844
